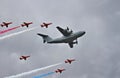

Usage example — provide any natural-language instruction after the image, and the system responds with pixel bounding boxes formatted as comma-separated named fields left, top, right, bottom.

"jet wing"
left=68, top=42, right=73, bottom=48
left=56, top=26, right=72, bottom=36
left=24, top=58, right=27, bottom=60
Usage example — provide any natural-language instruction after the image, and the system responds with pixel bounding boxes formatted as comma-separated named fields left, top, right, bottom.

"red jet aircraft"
left=0, top=22, right=12, bottom=27
left=20, top=56, right=30, bottom=60
left=55, top=68, right=65, bottom=73
left=65, top=59, right=75, bottom=64
left=40, top=22, right=52, bottom=28
left=21, top=22, right=33, bottom=27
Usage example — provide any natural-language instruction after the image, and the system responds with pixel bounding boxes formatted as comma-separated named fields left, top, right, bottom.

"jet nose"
left=82, top=31, right=86, bottom=35
left=81, top=31, right=86, bottom=36
left=77, top=31, right=86, bottom=37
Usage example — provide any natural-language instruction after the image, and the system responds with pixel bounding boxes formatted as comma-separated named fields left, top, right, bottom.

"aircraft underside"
left=48, top=37, right=77, bottom=43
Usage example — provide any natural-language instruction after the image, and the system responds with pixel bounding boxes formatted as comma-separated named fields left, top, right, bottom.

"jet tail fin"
left=37, top=33, right=52, bottom=43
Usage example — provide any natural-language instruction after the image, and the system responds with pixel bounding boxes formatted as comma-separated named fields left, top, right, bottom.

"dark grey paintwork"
left=37, top=26, right=85, bottom=48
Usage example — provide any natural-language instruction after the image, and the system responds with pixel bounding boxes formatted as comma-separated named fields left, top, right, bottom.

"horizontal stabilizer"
left=37, top=33, right=48, bottom=37
left=37, top=33, right=52, bottom=43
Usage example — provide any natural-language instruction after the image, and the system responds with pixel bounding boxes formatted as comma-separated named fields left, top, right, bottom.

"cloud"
left=0, top=0, right=120, bottom=78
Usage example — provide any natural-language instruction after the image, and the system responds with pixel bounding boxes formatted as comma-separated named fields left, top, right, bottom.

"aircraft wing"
left=68, top=42, right=73, bottom=48
left=24, top=58, right=26, bottom=60
left=56, top=26, right=71, bottom=36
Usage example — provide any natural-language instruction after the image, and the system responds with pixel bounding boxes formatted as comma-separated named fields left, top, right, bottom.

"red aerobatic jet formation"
left=19, top=56, right=75, bottom=74
left=19, top=55, right=30, bottom=60
left=0, top=22, right=52, bottom=28
left=0, top=22, right=12, bottom=27
left=54, top=59, right=75, bottom=74
left=0, top=21, right=78, bottom=76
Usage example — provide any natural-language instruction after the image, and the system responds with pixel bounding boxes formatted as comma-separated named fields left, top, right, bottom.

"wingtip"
left=37, top=33, right=48, bottom=37
left=37, top=33, right=43, bottom=36
left=37, top=33, right=41, bottom=36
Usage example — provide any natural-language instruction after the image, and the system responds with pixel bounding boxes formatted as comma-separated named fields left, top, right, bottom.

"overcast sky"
left=0, top=0, right=120, bottom=78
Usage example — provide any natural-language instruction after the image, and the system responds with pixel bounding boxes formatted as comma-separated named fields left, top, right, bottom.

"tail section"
left=37, top=33, right=52, bottom=43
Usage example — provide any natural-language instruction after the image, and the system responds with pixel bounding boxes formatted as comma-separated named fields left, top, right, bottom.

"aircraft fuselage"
left=47, top=31, right=85, bottom=43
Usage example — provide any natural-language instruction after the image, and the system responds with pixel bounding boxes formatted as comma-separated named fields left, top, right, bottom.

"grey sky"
left=0, top=0, right=120, bottom=78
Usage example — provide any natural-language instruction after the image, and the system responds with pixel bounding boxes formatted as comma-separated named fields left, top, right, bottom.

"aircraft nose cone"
left=81, top=31, right=85, bottom=36
left=82, top=31, right=86, bottom=35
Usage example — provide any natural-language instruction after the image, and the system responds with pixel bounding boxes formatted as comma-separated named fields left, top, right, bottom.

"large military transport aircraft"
left=37, top=26, right=85, bottom=48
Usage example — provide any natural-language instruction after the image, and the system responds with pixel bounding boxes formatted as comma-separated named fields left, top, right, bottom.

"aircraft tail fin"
left=37, top=33, right=52, bottom=43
